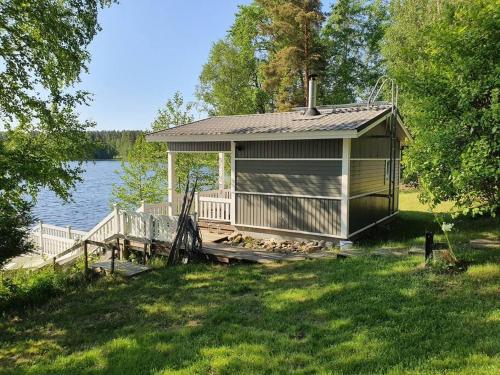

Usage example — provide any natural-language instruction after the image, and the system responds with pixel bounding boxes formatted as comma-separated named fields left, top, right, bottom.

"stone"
left=304, top=245, right=322, bottom=253
left=231, top=234, right=243, bottom=244
left=228, top=231, right=241, bottom=241
left=318, top=240, right=326, bottom=248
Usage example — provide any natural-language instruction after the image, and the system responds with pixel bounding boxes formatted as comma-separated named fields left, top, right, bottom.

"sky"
left=78, top=0, right=251, bottom=131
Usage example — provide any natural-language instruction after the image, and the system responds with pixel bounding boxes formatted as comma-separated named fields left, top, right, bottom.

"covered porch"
left=143, top=141, right=234, bottom=224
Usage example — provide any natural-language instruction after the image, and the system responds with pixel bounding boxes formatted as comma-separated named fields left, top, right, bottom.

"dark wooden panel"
left=349, top=194, right=390, bottom=234
left=236, top=194, right=341, bottom=235
left=236, top=160, right=342, bottom=197
left=236, top=139, right=342, bottom=159
left=167, top=141, right=230, bottom=152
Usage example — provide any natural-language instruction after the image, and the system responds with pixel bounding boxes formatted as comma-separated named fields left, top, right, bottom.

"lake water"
left=33, top=161, right=123, bottom=231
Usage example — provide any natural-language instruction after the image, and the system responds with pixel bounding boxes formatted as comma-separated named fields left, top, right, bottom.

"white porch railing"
left=29, top=206, right=182, bottom=264
left=141, top=189, right=232, bottom=222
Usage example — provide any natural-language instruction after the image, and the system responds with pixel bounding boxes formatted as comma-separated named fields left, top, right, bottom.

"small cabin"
left=146, top=94, right=410, bottom=241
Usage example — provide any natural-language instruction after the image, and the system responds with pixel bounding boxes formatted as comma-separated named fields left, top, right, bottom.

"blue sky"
left=79, top=0, right=250, bottom=130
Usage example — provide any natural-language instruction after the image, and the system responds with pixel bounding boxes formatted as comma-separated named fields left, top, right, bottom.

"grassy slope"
left=0, top=191, right=499, bottom=375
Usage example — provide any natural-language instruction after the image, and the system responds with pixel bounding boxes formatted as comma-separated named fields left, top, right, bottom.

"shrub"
left=0, top=262, right=88, bottom=312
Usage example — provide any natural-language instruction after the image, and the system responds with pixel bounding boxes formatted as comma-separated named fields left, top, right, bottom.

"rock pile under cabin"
left=224, top=232, right=335, bottom=254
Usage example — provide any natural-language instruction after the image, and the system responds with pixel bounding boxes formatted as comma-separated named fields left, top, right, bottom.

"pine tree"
left=257, top=0, right=325, bottom=111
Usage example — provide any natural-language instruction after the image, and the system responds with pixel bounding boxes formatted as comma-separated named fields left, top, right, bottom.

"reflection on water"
left=33, top=161, right=124, bottom=231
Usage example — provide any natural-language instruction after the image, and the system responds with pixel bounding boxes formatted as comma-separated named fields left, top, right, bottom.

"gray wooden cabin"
left=146, top=94, right=411, bottom=241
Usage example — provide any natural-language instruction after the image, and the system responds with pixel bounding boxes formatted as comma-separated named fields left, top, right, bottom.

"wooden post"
left=123, top=239, right=130, bottom=260
left=111, top=244, right=116, bottom=274
left=116, top=237, right=121, bottom=260
left=52, top=256, right=56, bottom=271
left=143, top=243, right=148, bottom=264
left=39, top=220, right=44, bottom=254
left=425, top=232, right=434, bottom=261
left=341, top=138, right=351, bottom=239
left=218, top=152, right=225, bottom=191
left=67, top=225, right=72, bottom=240
left=167, top=151, right=177, bottom=216
left=230, top=142, right=236, bottom=225
left=139, top=200, right=146, bottom=213
left=83, top=240, right=89, bottom=278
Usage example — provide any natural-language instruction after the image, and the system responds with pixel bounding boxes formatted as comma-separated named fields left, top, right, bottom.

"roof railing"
left=366, top=76, right=398, bottom=113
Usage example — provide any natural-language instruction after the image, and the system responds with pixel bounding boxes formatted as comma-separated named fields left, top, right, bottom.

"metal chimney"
left=305, top=74, right=320, bottom=116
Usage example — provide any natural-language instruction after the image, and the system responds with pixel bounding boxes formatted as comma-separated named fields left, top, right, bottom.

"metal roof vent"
left=304, top=74, right=321, bottom=116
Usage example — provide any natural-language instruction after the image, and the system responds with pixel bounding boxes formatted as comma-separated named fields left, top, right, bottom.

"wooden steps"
left=91, top=260, right=151, bottom=277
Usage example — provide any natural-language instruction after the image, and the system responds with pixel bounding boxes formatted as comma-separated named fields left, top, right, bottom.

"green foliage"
left=111, top=92, right=220, bottom=209
left=321, top=0, right=389, bottom=103
left=151, top=92, right=219, bottom=192
left=0, top=0, right=113, bottom=257
left=0, top=262, right=87, bottom=312
left=87, top=130, right=143, bottom=159
left=383, top=0, right=499, bottom=216
left=197, top=4, right=271, bottom=116
left=198, top=0, right=390, bottom=112
left=110, top=135, right=167, bottom=210
left=257, top=0, right=325, bottom=111
left=0, top=198, right=32, bottom=264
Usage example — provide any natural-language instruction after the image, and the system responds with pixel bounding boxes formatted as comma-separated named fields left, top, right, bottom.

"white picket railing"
left=141, top=189, right=232, bottom=222
left=199, top=189, right=231, bottom=199
left=198, top=196, right=231, bottom=222
left=30, top=206, right=183, bottom=264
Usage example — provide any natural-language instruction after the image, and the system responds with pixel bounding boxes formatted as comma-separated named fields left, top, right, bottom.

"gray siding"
left=236, top=139, right=342, bottom=159
left=236, top=194, right=341, bottom=235
left=351, top=138, right=391, bottom=158
left=236, top=160, right=342, bottom=196
left=167, top=141, right=230, bottom=152
left=351, top=117, right=391, bottom=158
left=234, top=138, right=342, bottom=236
left=348, top=118, right=401, bottom=236
left=350, top=160, right=387, bottom=196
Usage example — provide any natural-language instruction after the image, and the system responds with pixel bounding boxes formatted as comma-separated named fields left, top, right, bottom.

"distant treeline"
left=88, top=130, right=143, bottom=160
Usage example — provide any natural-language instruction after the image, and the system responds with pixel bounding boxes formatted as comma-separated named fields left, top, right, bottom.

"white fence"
left=29, top=188, right=231, bottom=264
left=142, top=189, right=232, bottom=222
left=30, top=207, right=181, bottom=262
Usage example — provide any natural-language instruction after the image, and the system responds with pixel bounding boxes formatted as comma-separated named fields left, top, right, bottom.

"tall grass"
left=0, top=262, right=88, bottom=312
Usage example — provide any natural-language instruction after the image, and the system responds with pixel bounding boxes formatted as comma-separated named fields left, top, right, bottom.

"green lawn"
left=1, top=191, right=499, bottom=374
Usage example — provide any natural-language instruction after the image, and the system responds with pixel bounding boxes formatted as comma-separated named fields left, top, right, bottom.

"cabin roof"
left=146, top=103, right=411, bottom=143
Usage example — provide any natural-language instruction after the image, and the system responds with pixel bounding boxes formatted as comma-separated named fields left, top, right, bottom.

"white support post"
left=39, top=220, right=44, bottom=253
left=113, top=204, right=121, bottom=235
left=67, top=225, right=72, bottom=240
left=230, top=142, right=236, bottom=225
left=139, top=200, right=146, bottom=213
left=167, top=151, right=177, bottom=216
left=341, top=139, right=351, bottom=239
left=194, top=192, right=199, bottom=215
left=218, top=152, right=225, bottom=191
left=147, top=214, right=154, bottom=240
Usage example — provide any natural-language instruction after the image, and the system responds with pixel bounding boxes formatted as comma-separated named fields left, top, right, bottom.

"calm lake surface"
left=33, top=161, right=123, bottom=231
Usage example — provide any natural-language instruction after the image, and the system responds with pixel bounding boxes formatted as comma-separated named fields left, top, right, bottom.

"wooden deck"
left=91, top=260, right=151, bottom=277
left=199, top=242, right=336, bottom=264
